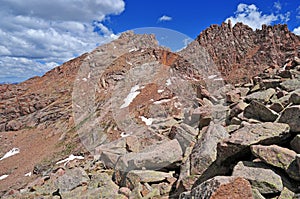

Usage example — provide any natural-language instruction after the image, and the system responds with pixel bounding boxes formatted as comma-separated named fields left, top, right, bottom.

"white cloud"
left=297, top=6, right=300, bottom=19
left=293, top=27, right=300, bottom=35
left=158, top=15, right=172, bottom=22
left=274, top=1, right=282, bottom=12
left=0, top=0, right=125, bottom=83
left=226, top=3, right=290, bottom=30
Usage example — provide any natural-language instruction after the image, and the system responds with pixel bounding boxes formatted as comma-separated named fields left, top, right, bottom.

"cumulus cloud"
left=226, top=3, right=290, bottom=30
left=293, top=27, right=300, bottom=35
left=158, top=15, right=172, bottom=22
left=0, top=0, right=125, bottom=83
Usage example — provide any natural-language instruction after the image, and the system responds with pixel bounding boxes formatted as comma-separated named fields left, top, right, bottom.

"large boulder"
left=180, top=176, right=253, bottom=199
left=280, top=79, right=300, bottom=92
left=251, top=145, right=300, bottom=181
left=217, top=123, right=290, bottom=162
left=245, top=88, right=276, bottom=103
left=232, top=161, right=283, bottom=194
left=278, top=105, right=300, bottom=132
left=244, top=100, right=279, bottom=122
left=190, top=122, right=229, bottom=175
left=115, top=139, right=183, bottom=172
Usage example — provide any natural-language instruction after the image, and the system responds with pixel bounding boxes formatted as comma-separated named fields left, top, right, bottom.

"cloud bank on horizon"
left=0, top=1, right=300, bottom=83
left=226, top=3, right=291, bottom=30
left=0, top=0, right=125, bottom=83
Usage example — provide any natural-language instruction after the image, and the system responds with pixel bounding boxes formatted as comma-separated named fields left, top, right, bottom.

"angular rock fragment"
left=250, top=145, right=300, bottom=181
left=191, top=122, right=229, bottom=175
left=244, top=100, right=279, bottom=122
left=180, top=176, right=253, bottom=199
left=115, top=139, right=183, bottom=171
left=218, top=123, right=290, bottom=162
left=278, top=105, right=300, bottom=132
left=232, top=161, right=283, bottom=194
left=290, top=134, right=300, bottom=153
left=245, top=88, right=276, bottom=103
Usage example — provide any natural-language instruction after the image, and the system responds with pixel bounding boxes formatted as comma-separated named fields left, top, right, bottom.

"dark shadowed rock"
left=278, top=105, right=300, bottom=132
left=291, top=134, right=300, bottom=153
left=232, top=161, right=283, bottom=194
left=289, top=89, right=300, bottom=105
left=244, top=100, right=279, bottom=122
left=180, top=176, right=253, bottom=199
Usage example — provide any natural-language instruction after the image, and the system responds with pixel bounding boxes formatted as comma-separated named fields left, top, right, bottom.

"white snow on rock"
left=153, top=99, right=171, bottom=104
left=166, top=79, right=172, bottom=86
left=129, top=48, right=138, bottom=52
left=126, top=61, right=133, bottom=66
left=208, top=75, right=218, bottom=79
left=0, top=175, right=9, bottom=180
left=120, top=132, right=132, bottom=138
left=25, top=172, right=32, bottom=177
left=140, top=116, right=153, bottom=126
left=157, top=89, right=164, bottom=93
left=213, top=77, right=224, bottom=81
left=56, top=154, right=84, bottom=165
left=120, top=85, right=140, bottom=109
left=82, top=78, right=87, bottom=82
left=0, top=148, right=20, bottom=161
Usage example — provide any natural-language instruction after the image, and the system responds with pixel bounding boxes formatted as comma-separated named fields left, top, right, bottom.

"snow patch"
left=208, top=75, right=217, bottom=79
left=129, top=48, right=138, bottom=52
left=25, top=172, right=32, bottom=177
left=126, top=61, right=133, bottom=66
left=56, top=154, right=84, bottom=165
left=213, top=78, right=224, bottom=81
left=0, top=148, right=20, bottom=161
left=82, top=78, right=87, bottom=82
left=140, top=116, right=153, bottom=126
left=166, top=79, right=172, bottom=86
left=153, top=99, right=171, bottom=104
left=120, top=132, right=132, bottom=138
left=120, top=85, right=140, bottom=109
left=0, top=175, right=8, bottom=180
left=157, top=89, right=164, bottom=93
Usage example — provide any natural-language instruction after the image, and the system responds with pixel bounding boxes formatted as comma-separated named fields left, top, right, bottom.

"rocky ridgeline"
left=198, top=21, right=300, bottom=83
left=1, top=23, right=300, bottom=199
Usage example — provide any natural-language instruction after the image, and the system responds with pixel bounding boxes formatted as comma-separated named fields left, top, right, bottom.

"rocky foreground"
left=0, top=23, right=300, bottom=198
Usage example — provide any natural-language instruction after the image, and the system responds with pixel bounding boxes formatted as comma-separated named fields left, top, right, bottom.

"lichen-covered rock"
left=180, top=176, right=253, bottom=199
left=232, top=161, right=283, bottom=194
left=218, top=123, right=290, bottom=162
left=245, top=88, right=276, bottom=103
left=250, top=145, right=300, bottom=181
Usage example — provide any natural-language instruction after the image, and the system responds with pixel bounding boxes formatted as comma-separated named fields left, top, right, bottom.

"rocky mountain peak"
left=198, top=21, right=300, bottom=83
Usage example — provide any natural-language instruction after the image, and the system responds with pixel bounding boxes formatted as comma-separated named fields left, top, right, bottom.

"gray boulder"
left=244, top=100, right=279, bottom=122
left=278, top=105, right=300, bottom=132
left=232, top=161, right=283, bottom=194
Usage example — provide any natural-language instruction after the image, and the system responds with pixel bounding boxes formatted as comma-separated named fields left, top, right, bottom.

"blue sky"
left=0, top=0, right=299, bottom=83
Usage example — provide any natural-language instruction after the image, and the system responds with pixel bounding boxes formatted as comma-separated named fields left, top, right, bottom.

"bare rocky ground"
left=0, top=22, right=300, bottom=198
